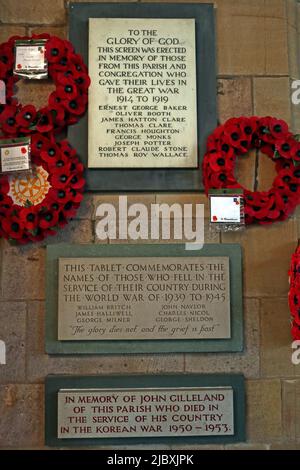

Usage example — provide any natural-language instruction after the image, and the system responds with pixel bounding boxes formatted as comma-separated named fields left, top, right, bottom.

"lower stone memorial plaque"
left=46, top=244, right=243, bottom=354
left=57, top=387, right=234, bottom=439
left=45, top=374, right=245, bottom=446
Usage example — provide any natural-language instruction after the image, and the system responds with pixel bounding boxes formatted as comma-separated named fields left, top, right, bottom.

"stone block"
left=270, top=442, right=300, bottom=449
left=185, top=299, right=260, bottom=378
left=288, top=25, right=299, bottom=79
left=0, top=302, right=26, bottom=383
left=47, top=219, right=94, bottom=244
left=282, top=379, right=299, bottom=440
left=218, top=15, right=266, bottom=75
left=287, top=0, right=297, bottom=27
left=218, top=78, right=253, bottom=123
left=256, top=150, right=278, bottom=192
left=14, top=79, right=56, bottom=110
left=260, top=298, right=296, bottom=377
left=254, top=77, right=291, bottom=124
left=265, top=18, right=289, bottom=75
left=1, top=243, right=45, bottom=300
left=246, top=379, right=282, bottom=441
left=235, top=150, right=257, bottom=192
left=0, top=0, right=66, bottom=24
left=0, top=384, right=44, bottom=447
left=29, top=26, right=67, bottom=39
left=265, top=0, right=287, bottom=19
left=222, top=219, right=297, bottom=298
left=0, top=26, right=26, bottom=44
left=73, top=194, right=93, bottom=220
left=155, top=194, right=209, bottom=218
left=93, top=194, right=156, bottom=220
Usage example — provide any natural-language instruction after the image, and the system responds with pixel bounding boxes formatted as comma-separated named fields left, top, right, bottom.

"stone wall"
left=0, top=0, right=300, bottom=450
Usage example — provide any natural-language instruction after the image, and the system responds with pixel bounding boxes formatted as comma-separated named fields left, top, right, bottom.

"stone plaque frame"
left=45, top=244, right=243, bottom=355
left=45, top=374, right=246, bottom=446
left=68, top=2, right=217, bottom=191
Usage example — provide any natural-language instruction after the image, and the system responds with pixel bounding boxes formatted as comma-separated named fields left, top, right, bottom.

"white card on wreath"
left=210, top=195, right=242, bottom=223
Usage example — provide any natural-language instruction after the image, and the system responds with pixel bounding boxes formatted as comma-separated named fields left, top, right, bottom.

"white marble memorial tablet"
left=57, top=386, right=234, bottom=439
left=88, top=18, right=198, bottom=168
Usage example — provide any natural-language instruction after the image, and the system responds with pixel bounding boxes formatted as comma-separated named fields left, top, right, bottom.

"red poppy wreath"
left=203, top=116, right=300, bottom=225
left=0, top=133, right=85, bottom=244
left=288, top=244, right=300, bottom=340
left=0, top=34, right=90, bottom=136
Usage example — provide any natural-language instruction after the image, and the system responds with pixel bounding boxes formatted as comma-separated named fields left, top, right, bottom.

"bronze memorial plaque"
left=57, top=256, right=231, bottom=341
left=88, top=18, right=198, bottom=168
left=57, top=386, right=234, bottom=439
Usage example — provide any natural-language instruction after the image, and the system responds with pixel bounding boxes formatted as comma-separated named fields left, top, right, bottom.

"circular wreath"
left=203, top=116, right=300, bottom=224
left=288, top=245, right=300, bottom=340
left=0, top=34, right=90, bottom=136
left=0, top=133, right=85, bottom=244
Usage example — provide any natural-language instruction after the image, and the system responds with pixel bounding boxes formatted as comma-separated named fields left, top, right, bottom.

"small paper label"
left=0, top=81, right=5, bottom=104
left=15, top=45, right=46, bottom=71
left=1, top=145, right=30, bottom=172
left=210, top=196, right=242, bottom=223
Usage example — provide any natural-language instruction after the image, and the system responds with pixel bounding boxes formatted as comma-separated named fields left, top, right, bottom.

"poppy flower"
left=40, top=141, right=60, bottom=164
left=50, top=171, right=72, bottom=189
left=16, top=104, right=37, bottom=128
left=0, top=193, right=13, bottom=211
left=290, top=141, right=300, bottom=162
left=291, top=322, right=300, bottom=340
left=274, top=189, right=300, bottom=215
left=39, top=209, right=59, bottom=229
left=207, top=151, right=235, bottom=173
left=19, top=206, right=39, bottom=231
left=269, top=118, right=289, bottom=139
left=2, top=215, right=24, bottom=239
left=61, top=199, right=77, bottom=218
left=0, top=105, right=18, bottom=134
left=0, top=44, right=14, bottom=70
left=72, top=70, right=91, bottom=92
left=45, top=37, right=66, bottom=64
left=59, top=140, right=77, bottom=158
left=223, top=123, right=244, bottom=146
left=62, top=94, right=87, bottom=115
left=275, top=138, right=295, bottom=159
left=260, top=143, right=275, bottom=159
left=56, top=75, right=78, bottom=101
left=0, top=61, right=9, bottom=80
left=273, top=168, right=296, bottom=191
left=48, top=102, right=66, bottom=128
left=69, top=173, right=85, bottom=190
left=47, top=187, right=71, bottom=204
left=239, top=117, right=258, bottom=138
left=36, top=108, right=54, bottom=133
left=69, top=188, right=83, bottom=204
left=0, top=177, right=10, bottom=195
left=49, top=91, right=62, bottom=108
left=207, top=171, right=238, bottom=189
left=223, top=123, right=250, bottom=154
left=31, top=133, right=50, bottom=157
left=70, top=53, right=88, bottom=74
